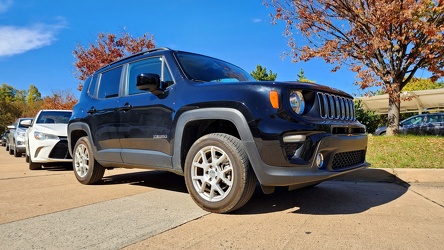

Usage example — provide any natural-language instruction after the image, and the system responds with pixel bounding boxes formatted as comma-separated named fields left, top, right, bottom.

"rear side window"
left=97, top=66, right=122, bottom=99
left=427, top=115, right=442, bottom=123
left=88, top=74, right=99, bottom=97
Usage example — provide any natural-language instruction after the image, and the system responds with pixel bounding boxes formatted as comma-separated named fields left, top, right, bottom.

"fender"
left=172, top=108, right=267, bottom=178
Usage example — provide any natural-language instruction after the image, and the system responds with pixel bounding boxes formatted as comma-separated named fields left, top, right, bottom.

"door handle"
left=119, top=103, right=133, bottom=112
left=87, top=107, right=97, bottom=114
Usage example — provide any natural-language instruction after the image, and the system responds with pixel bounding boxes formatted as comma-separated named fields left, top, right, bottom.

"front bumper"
left=29, top=139, right=72, bottom=163
left=245, top=133, right=369, bottom=187
left=15, top=139, right=27, bottom=153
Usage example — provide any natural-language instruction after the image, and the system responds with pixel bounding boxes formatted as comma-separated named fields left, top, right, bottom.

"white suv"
left=24, top=110, right=73, bottom=170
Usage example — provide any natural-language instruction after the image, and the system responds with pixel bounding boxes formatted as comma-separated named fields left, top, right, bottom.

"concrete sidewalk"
left=335, top=168, right=444, bottom=183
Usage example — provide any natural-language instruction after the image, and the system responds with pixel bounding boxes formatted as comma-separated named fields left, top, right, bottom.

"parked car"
left=374, top=113, right=444, bottom=135
left=24, top=110, right=73, bottom=170
left=68, top=48, right=369, bottom=213
left=7, top=118, right=33, bottom=157
left=1, top=130, right=9, bottom=147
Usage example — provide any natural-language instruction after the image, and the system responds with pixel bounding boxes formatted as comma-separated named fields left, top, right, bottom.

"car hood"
left=201, top=80, right=352, bottom=98
left=33, top=124, right=68, bottom=136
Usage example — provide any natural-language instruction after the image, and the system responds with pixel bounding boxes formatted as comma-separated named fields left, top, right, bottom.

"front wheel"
left=14, top=146, right=21, bottom=157
left=184, top=133, right=256, bottom=213
left=29, top=157, right=42, bottom=170
left=73, top=136, right=105, bottom=184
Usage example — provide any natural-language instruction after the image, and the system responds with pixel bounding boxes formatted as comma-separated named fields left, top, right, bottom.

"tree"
left=73, top=31, right=156, bottom=90
left=0, top=83, right=17, bottom=103
left=0, top=98, right=21, bottom=134
left=267, top=0, right=444, bottom=136
left=355, top=100, right=385, bottom=133
left=251, top=64, right=278, bottom=81
left=41, top=90, right=78, bottom=110
left=296, top=68, right=315, bottom=83
left=27, top=85, right=42, bottom=104
left=402, top=77, right=444, bottom=91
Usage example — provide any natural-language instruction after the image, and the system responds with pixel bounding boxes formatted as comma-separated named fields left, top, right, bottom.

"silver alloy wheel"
left=191, top=145, right=234, bottom=202
left=74, top=143, right=89, bottom=178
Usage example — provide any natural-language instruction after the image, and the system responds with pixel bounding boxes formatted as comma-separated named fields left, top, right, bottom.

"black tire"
left=29, top=158, right=42, bottom=170
left=73, top=136, right=105, bottom=184
left=25, top=154, right=29, bottom=163
left=14, top=146, right=21, bottom=157
left=184, top=133, right=256, bottom=213
left=8, top=145, right=13, bottom=155
left=6, top=144, right=9, bottom=151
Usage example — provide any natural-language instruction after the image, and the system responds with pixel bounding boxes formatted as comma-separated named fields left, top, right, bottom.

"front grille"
left=331, top=150, right=365, bottom=170
left=48, top=141, right=72, bottom=159
left=317, top=92, right=355, bottom=120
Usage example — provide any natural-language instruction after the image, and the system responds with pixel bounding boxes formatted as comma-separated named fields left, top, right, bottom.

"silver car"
left=7, top=118, right=34, bottom=157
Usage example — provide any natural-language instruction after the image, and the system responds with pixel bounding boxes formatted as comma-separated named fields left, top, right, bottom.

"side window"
left=163, top=59, right=174, bottom=87
left=427, top=115, right=440, bottom=123
left=88, top=74, right=100, bottom=97
left=128, top=58, right=162, bottom=95
left=403, top=116, right=423, bottom=126
left=97, top=66, right=122, bottom=99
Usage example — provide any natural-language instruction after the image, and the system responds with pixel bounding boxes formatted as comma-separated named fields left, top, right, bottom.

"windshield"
left=175, top=52, right=256, bottom=83
left=36, top=111, right=72, bottom=124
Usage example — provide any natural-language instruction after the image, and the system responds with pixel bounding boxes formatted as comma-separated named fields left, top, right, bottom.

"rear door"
left=421, top=114, right=444, bottom=135
left=87, top=66, right=123, bottom=163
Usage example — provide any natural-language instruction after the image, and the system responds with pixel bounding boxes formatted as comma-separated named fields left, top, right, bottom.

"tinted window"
left=88, top=74, right=100, bottom=97
left=97, top=66, right=122, bottom=99
left=163, top=59, right=174, bottom=87
left=403, top=116, right=424, bottom=126
left=36, top=111, right=72, bottom=124
left=128, top=58, right=162, bottom=95
left=175, top=52, right=255, bottom=82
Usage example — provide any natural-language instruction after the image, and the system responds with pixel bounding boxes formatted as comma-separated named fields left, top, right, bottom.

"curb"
left=333, top=168, right=444, bottom=183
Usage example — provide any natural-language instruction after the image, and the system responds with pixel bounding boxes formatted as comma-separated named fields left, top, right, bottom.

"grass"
left=366, top=135, right=444, bottom=169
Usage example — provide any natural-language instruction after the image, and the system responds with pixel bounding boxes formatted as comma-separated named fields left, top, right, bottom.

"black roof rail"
left=99, top=47, right=171, bottom=70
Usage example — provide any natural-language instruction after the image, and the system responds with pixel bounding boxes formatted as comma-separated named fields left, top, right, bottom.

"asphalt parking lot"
left=0, top=147, right=443, bottom=250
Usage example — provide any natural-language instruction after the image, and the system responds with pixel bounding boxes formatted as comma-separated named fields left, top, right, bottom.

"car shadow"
left=97, top=168, right=409, bottom=215
left=101, top=170, right=188, bottom=194
left=235, top=168, right=409, bottom=215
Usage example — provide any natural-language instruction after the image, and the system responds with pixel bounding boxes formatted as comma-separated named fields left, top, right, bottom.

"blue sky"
left=1, top=0, right=376, bottom=98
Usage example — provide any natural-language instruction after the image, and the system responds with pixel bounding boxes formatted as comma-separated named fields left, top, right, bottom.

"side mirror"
left=7, top=125, right=15, bottom=130
left=21, top=119, right=32, bottom=128
left=136, top=73, right=161, bottom=93
left=399, top=122, right=404, bottom=127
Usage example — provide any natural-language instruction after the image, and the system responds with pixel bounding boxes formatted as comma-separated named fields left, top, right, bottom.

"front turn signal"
left=269, top=90, right=279, bottom=109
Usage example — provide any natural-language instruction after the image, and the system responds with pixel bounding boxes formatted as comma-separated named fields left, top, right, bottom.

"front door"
left=119, top=57, right=175, bottom=168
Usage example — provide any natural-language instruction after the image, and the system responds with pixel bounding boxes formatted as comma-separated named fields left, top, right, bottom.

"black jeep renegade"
left=68, top=48, right=369, bottom=213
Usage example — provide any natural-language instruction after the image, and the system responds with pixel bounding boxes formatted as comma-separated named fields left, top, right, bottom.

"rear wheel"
left=184, top=133, right=256, bottom=213
left=73, top=136, right=105, bottom=184
left=8, top=144, right=13, bottom=155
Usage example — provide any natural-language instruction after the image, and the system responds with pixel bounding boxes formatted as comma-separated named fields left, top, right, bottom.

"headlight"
left=17, top=131, right=26, bottom=138
left=289, top=90, right=305, bottom=115
left=34, top=131, right=59, bottom=140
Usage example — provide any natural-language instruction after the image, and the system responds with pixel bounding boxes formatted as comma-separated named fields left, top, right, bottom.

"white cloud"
left=0, top=22, right=65, bottom=57
left=253, top=18, right=262, bottom=23
left=0, top=0, right=13, bottom=13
